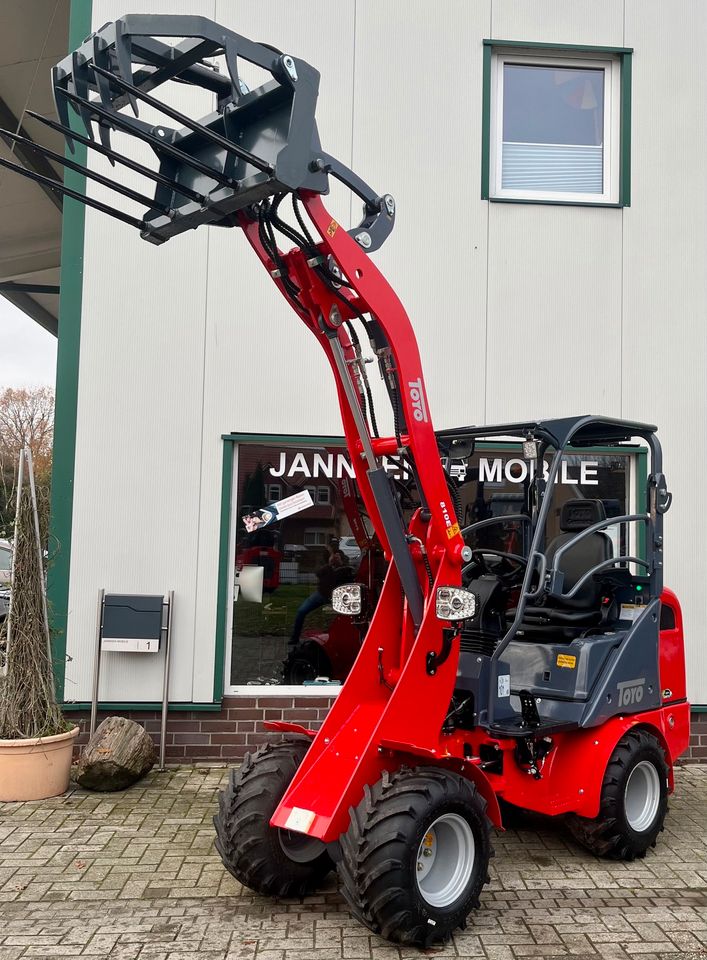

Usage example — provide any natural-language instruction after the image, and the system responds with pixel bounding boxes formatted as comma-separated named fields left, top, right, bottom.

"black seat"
left=521, top=498, right=612, bottom=631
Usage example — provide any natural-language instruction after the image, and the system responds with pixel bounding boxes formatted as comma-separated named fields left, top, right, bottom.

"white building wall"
left=65, top=0, right=707, bottom=704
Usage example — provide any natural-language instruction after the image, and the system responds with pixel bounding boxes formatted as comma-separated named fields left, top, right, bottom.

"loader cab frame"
left=438, top=415, right=672, bottom=734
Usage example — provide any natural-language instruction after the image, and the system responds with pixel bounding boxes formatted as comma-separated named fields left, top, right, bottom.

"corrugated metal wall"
left=65, top=0, right=707, bottom=704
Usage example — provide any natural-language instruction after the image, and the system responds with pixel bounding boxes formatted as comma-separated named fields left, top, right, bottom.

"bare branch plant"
left=0, top=448, right=65, bottom=740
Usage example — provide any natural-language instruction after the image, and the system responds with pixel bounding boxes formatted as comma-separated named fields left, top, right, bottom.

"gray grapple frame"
left=0, top=14, right=394, bottom=250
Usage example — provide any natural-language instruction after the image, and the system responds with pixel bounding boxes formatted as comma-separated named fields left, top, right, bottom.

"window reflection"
left=230, top=441, right=634, bottom=687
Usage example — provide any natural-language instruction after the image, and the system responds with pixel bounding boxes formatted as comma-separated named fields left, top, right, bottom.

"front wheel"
left=566, top=728, right=669, bottom=860
left=214, top=737, right=333, bottom=896
left=337, top=766, right=492, bottom=946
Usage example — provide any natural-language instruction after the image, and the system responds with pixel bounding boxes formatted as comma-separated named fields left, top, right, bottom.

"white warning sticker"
left=284, top=807, right=316, bottom=833
left=620, top=604, right=644, bottom=622
left=498, top=674, right=511, bottom=697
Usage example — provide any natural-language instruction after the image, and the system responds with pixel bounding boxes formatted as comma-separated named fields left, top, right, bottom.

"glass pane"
left=458, top=448, right=631, bottom=557
left=230, top=441, right=391, bottom=687
left=502, top=63, right=604, bottom=194
left=0, top=547, right=10, bottom=572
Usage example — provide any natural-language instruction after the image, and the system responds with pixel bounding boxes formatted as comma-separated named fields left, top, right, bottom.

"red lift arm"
left=0, top=15, right=482, bottom=839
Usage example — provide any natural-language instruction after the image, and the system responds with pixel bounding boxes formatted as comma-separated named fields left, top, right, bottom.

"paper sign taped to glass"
left=242, top=489, right=314, bottom=532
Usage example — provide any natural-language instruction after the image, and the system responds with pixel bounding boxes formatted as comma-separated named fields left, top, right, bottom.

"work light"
left=332, top=584, right=364, bottom=616
left=435, top=586, right=477, bottom=622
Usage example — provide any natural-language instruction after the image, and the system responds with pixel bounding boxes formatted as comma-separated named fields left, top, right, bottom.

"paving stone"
left=0, top=766, right=704, bottom=959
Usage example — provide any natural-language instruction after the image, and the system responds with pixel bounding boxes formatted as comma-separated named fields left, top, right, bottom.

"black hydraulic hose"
left=258, top=202, right=306, bottom=312
left=264, top=195, right=380, bottom=439
left=291, top=193, right=317, bottom=247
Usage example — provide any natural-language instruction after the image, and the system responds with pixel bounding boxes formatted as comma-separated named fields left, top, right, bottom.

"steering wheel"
left=463, top=548, right=528, bottom=584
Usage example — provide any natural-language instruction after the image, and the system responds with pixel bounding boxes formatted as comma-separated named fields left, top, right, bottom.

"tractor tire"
left=337, top=766, right=493, bottom=946
left=566, top=728, right=669, bottom=861
left=214, top=737, right=333, bottom=896
left=282, top=640, right=332, bottom=685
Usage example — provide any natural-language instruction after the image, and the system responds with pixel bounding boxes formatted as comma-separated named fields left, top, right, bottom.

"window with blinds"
left=488, top=51, right=621, bottom=204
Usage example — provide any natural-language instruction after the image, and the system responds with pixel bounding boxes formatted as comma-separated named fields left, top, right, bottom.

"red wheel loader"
left=3, top=16, right=688, bottom=946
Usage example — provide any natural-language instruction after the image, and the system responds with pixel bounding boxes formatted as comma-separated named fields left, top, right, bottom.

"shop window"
left=483, top=42, right=631, bottom=205
left=229, top=440, right=389, bottom=689
left=227, top=438, right=640, bottom=691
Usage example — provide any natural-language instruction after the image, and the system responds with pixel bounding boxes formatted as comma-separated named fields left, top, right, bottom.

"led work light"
left=435, top=586, right=477, bottom=621
left=332, top=584, right=364, bottom=616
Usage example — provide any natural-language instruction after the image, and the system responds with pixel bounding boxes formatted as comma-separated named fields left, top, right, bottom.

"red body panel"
left=270, top=591, right=689, bottom=828
left=659, top=588, right=687, bottom=704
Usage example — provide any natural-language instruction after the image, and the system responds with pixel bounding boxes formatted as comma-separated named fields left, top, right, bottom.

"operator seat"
left=520, top=498, right=612, bottom=632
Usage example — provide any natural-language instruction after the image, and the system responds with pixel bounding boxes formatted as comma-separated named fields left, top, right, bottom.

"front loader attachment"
left=1, top=15, right=393, bottom=249
left=1, top=15, right=489, bottom=944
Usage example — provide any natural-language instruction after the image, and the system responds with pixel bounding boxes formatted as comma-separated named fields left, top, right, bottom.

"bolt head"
left=356, top=231, right=372, bottom=249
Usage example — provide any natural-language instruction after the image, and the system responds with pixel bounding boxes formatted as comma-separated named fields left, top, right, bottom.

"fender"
left=552, top=706, right=686, bottom=819
left=375, top=741, right=503, bottom=828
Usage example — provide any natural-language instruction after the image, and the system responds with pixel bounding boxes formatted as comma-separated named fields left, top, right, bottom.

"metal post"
left=90, top=589, right=105, bottom=737
left=159, top=591, right=174, bottom=771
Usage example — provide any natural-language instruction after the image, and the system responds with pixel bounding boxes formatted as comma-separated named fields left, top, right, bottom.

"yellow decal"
left=446, top=523, right=460, bottom=539
left=326, top=219, right=339, bottom=237
left=557, top=654, right=577, bottom=669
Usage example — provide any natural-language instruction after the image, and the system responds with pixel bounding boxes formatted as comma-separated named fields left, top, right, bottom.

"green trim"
left=481, top=39, right=632, bottom=207
left=63, top=702, right=223, bottom=712
left=213, top=441, right=234, bottom=702
left=483, top=39, right=633, bottom=54
left=620, top=52, right=632, bottom=206
left=481, top=43, right=492, bottom=199
left=223, top=432, right=348, bottom=446
left=221, top=435, right=640, bottom=455
left=48, top=0, right=93, bottom=701
left=692, top=705, right=707, bottom=713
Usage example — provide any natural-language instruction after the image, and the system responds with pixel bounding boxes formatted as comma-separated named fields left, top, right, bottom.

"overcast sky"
left=0, top=297, right=57, bottom=390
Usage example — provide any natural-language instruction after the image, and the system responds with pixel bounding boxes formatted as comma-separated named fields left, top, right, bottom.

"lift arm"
left=1, top=15, right=474, bottom=840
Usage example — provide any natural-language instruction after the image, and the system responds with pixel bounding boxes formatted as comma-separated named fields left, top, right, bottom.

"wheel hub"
left=624, top=760, right=661, bottom=832
left=415, top=813, right=476, bottom=908
left=278, top=828, right=326, bottom=864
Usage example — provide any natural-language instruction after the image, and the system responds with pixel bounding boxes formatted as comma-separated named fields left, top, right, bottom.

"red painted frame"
left=239, top=193, right=689, bottom=841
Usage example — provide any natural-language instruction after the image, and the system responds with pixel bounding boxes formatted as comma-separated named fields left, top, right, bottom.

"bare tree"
left=0, top=388, right=54, bottom=542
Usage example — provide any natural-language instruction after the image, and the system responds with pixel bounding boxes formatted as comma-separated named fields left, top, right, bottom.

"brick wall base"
left=65, top=697, right=707, bottom=763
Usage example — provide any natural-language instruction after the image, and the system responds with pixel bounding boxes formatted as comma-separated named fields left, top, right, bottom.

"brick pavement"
left=0, top=765, right=705, bottom=960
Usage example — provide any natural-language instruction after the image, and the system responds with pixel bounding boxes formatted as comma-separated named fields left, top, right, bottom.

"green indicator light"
left=636, top=585, right=643, bottom=591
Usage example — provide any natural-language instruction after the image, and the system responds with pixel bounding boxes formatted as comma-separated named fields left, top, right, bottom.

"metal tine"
left=1, top=128, right=172, bottom=215
left=58, top=87, right=238, bottom=190
left=91, top=63, right=275, bottom=175
left=26, top=109, right=206, bottom=204
left=0, top=154, right=146, bottom=231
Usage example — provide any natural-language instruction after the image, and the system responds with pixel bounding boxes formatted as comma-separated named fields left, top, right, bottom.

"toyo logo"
left=617, top=678, right=645, bottom=707
left=408, top=378, right=428, bottom=422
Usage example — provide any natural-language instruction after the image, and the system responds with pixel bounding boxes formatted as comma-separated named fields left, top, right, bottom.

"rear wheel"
left=567, top=728, right=669, bottom=860
left=337, top=766, right=492, bottom=946
left=214, top=737, right=333, bottom=896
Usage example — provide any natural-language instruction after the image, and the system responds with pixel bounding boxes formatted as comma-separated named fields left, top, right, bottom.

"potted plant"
left=0, top=447, right=77, bottom=801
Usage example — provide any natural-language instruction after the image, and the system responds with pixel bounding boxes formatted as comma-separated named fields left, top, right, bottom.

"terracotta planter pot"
left=0, top=726, right=80, bottom=802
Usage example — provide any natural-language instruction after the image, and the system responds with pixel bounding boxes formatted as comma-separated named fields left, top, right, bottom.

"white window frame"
left=303, top=528, right=327, bottom=547
left=266, top=483, right=282, bottom=502
left=316, top=485, right=331, bottom=505
left=489, top=49, right=621, bottom=204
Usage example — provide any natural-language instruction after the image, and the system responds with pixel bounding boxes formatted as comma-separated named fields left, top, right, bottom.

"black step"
left=485, top=716, right=579, bottom=739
